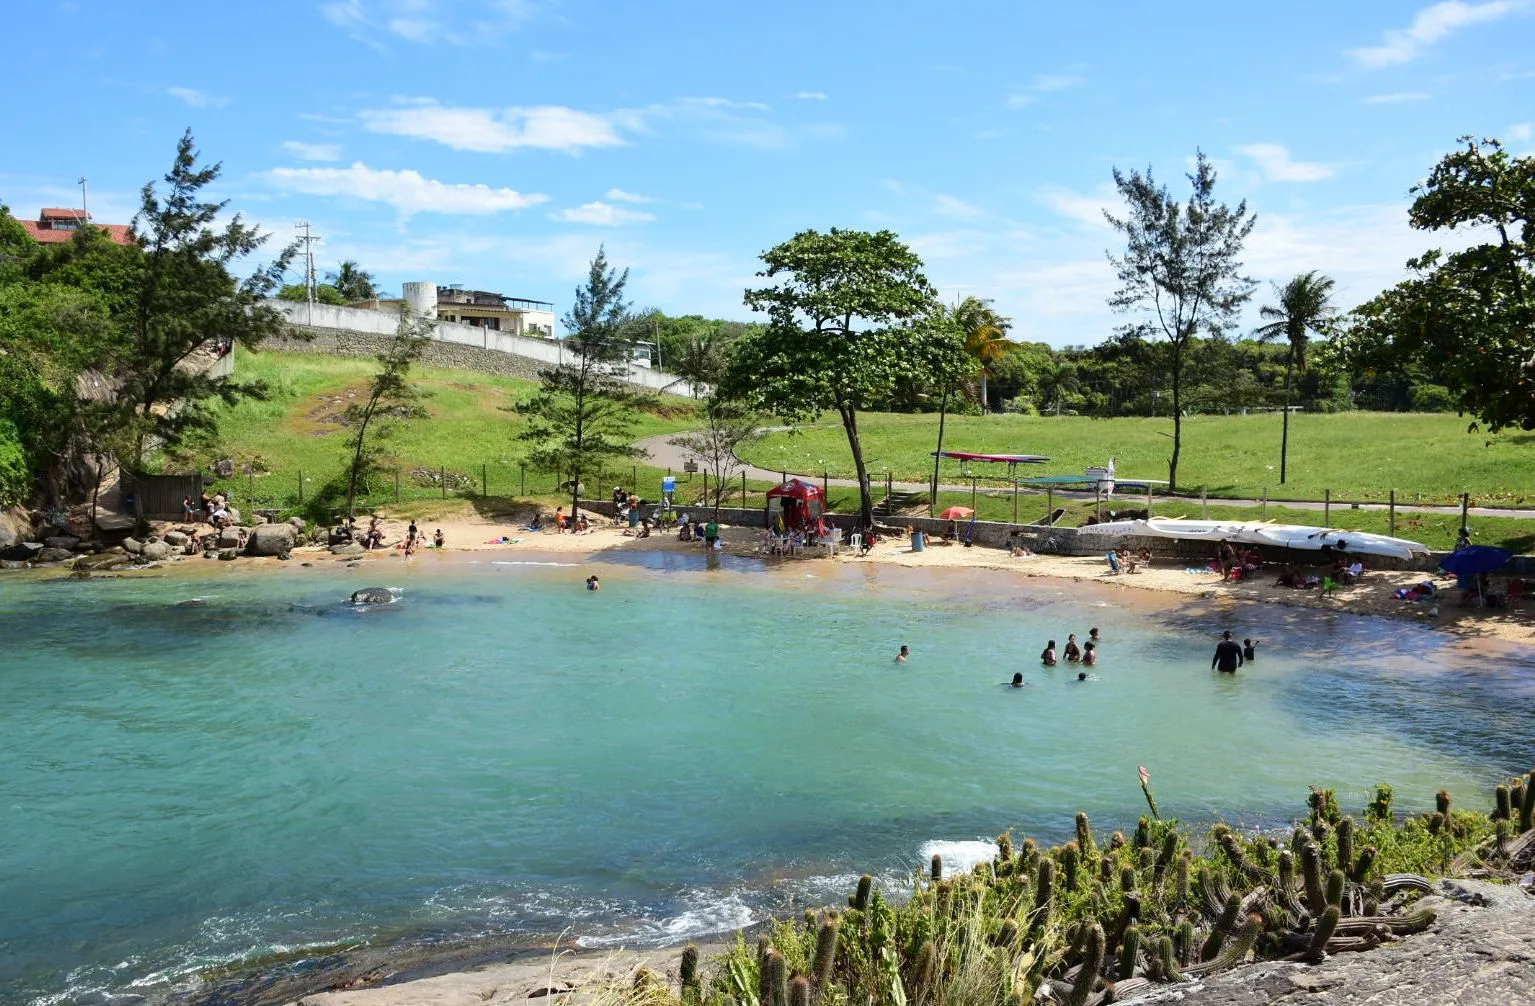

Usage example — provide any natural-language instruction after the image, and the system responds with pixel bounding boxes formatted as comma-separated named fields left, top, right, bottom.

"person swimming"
left=586, top=575, right=600, bottom=591
left=1040, top=640, right=1058, bottom=666
left=1082, top=641, right=1097, bottom=667
left=1010, top=672, right=1025, bottom=688
left=1076, top=671, right=1088, bottom=681
left=896, top=645, right=909, bottom=663
left=1088, top=627, right=1101, bottom=643
left=1064, top=634, right=1082, bottom=663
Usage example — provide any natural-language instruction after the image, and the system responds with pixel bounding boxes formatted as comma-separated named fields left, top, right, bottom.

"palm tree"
left=327, top=260, right=378, bottom=303
left=1035, top=361, right=1080, bottom=415
left=952, top=295, right=1012, bottom=411
left=1255, top=271, right=1336, bottom=484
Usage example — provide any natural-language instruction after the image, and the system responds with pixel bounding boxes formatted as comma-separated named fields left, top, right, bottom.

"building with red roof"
left=18, top=207, right=135, bottom=246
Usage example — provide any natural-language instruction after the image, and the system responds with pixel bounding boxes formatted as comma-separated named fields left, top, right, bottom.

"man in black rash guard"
left=1212, top=630, right=1244, bottom=673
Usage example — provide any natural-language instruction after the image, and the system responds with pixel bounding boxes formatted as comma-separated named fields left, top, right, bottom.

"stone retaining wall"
left=264, top=329, right=548, bottom=382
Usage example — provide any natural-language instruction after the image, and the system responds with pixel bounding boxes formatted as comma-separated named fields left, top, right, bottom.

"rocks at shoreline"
left=246, top=524, right=296, bottom=558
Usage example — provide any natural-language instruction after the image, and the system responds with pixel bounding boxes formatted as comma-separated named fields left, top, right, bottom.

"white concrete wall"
left=265, top=300, right=707, bottom=398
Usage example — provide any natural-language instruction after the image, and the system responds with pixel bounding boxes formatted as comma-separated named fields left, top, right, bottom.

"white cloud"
left=1348, top=1, right=1524, bottom=68
left=322, top=0, right=540, bottom=45
left=266, top=162, right=547, bottom=216
left=1039, top=187, right=1114, bottom=228
left=1509, top=122, right=1534, bottom=143
left=933, top=194, right=985, bottom=220
left=168, top=86, right=228, bottom=108
left=361, top=99, right=626, bottom=153
left=551, top=201, right=657, bottom=226
left=1007, top=72, right=1087, bottom=107
left=794, top=91, right=828, bottom=101
left=1236, top=143, right=1336, bottom=182
left=280, top=140, right=342, bottom=161
left=681, top=96, right=771, bottom=112
left=604, top=188, right=655, bottom=204
left=1363, top=92, right=1431, bottom=103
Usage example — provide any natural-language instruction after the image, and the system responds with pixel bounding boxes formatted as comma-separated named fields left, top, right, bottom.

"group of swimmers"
left=1039, top=628, right=1100, bottom=674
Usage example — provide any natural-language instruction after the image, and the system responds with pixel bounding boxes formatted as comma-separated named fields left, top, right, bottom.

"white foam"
left=577, top=892, right=759, bottom=948
left=491, top=561, right=580, bottom=567
left=918, top=839, right=998, bottom=877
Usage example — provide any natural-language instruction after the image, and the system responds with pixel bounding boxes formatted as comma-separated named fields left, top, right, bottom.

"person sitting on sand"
left=679, top=522, right=694, bottom=542
left=1275, top=563, right=1298, bottom=588
left=586, top=575, right=600, bottom=591
left=1010, top=672, right=1025, bottom=688
left=1041, top=640, right=1058, bottom=666
left=1064, top=634, right=1082, bottom=663
left=433, top=529, right=445, bottom=548
left=638, top=519, right=651, bottom=539
left=1011, top=543, right=1033, bottom=557
left=1082, top=641, right=1098, bottom=667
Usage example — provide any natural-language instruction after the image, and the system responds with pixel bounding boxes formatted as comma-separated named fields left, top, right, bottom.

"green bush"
left=0, top=417, right=31, bottom=506
left=1409, top=383, right=1456, bottom=413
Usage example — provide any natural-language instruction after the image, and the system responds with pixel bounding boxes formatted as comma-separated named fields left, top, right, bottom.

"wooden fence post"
left=298, top=470, right=304, bottom=505
left=741, top=472, right=747, bottom=509
left=1324, top=488, right=1330, bottom=527
left=1201, top=485, right=1207, bottom=520
left=519, top=463, right=526, bottom=497
left=394, top=468, right=400, bottom=503
left=441, top=466, right=447, bottom=499
left=1389, top=489, right=1396, bottom=535
left=482, top=463, right=488, bottom=498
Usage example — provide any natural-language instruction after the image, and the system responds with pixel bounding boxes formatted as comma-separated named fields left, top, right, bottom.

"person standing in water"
left=586, top=575, right=600, bottom=591
left=896, top=645, right=909, bottom=663
left=1212, top=630, right=1244, bottom=673
left=1082, top=642, right=1098, bottom=667
left=1242, top=638, right=1258, bottom=662
left=1064, top=634, right=1082, bottom=663
left=1040, top=640, right=1058, bottom=666
left=1088, top=627, right=1101, bottom=644
left=1010, top=672, right=1025, bottom=688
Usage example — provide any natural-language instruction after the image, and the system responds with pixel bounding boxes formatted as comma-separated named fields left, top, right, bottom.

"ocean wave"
left=918, top=839, right=998, bottom=876
left=578, top=891, right=759, bottom=949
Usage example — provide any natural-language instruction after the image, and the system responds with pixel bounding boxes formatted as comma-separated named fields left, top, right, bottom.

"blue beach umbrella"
left=1438, top=545, right=1513, bottom=576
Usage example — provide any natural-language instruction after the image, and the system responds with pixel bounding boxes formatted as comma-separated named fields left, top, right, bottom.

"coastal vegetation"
left=615, top=777, right=1535, bottom=1006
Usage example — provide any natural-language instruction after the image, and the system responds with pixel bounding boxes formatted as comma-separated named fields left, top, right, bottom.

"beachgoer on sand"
left=1040, top=640, right=1057, bottom=666
left=433, top=529, right=445, bottom=548
left=896, top=645, right=909, bottom=663
left=705, top=521, right=719, bottom=547
left=1212, top=630, right=1244, bottom=673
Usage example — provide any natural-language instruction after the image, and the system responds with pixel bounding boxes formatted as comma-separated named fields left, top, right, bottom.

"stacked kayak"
left=1080, top=518, right=1430, bottom=561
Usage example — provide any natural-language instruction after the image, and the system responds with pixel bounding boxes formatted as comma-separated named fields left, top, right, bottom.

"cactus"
left=1107, top=892, right=1141, bottom=956
left=1278, top=849, right=1296, bottom=892
left=1155, top=831, right=1179, bottom=887
left=997, top=831, right=1014, bottom=863
left=1427, top=811, right=1445, bottom=834
left=1521, top=770, right=1535, bottom=832
left=1117, top=924, right=1142, bottom=980
left=1307, top=906, right=1340, bottom=963
left=930, top=853, right=943, bottom=882
left=1120, top=865, right=1137, bottom=892
left=789, top=977, right=810, bottom=1006
left=1032, top=858, right=1056, bottom=931
left=996, top=918, right=1020, bottom=949
left=1494, top=785, right=1512, bottom=821
left=850, top=874, right=873, bottom=911
left=1076, top=811, right=1096, bottom=858
left=1367, top=784, right=1393, bottom=824
left=1138, top=846, right=1156, bottom=871
left=812, top=919, right=839, bottom=990
left=912, top=940, right=937, bottom=1006
left=1202, top=893, right=1240, bottom=960
left=1175, top=850, right=1191, bottom=906
left=1326, top=869, right=1346, bottom=909
left=1109, top=831, right=1127, bottom=851
left=1174, top=920, right=1196, bottom=965
left=681, top=944, right=699, bottom=988
left=1156, top=934, right=1183, bottom=981
left=1099, top=856, right=1114, bottom=886
left=763, top=949, right=786, bottom=1006
left=1134, top=816, right=1151, bottom=849
left=1335, top=816, right=1354, bottom=874
left=1060, top=841, right=1080, bottom=892
left=1300, top=842, right=1327, bottom=916
left=804, top=908, right=818, bottom=929
left=1065, top=923, right=1105, bottom=1006
left=1351, top=845, right=1377, bottom=884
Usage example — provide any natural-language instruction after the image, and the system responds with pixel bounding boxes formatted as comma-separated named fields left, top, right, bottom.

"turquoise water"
left=1, top=554, right=1530, bottom=1004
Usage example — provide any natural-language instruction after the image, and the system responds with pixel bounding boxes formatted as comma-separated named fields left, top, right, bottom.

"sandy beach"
left=286, top=505, right=1535, bottom=648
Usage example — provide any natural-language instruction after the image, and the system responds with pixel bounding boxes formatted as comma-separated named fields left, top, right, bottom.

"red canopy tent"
left=765, top=479, right=826, bottom=532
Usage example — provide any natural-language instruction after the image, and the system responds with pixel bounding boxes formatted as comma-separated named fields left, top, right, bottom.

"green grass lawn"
left=196, top=348, right=701, bottom=512
left=737, top=411, right=1535, bottom=507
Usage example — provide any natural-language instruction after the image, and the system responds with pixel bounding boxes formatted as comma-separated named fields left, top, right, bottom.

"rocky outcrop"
left=1, top=541, right=43, bottom=561
left=140, top=540, right=175, bottom=562
left=122, top=537, right=144, bottom=554
left=35, top=547, right=75, bottom=563
left=217, top=527, right=242, bottom=549
left=44, top=535, right=80, bottom=551
left=349, top=586, right=398, bottom=605
left=163, top=530, right=189, bottom=547
left=331, top=542, right=366, bottom=556
left=1119, top=879, right=1534, bottom=1006
left=246, top=524, right=296, bottom=557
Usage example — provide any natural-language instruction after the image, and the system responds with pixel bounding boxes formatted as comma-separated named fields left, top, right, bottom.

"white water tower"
left=402, top=282, right=438, bottom=319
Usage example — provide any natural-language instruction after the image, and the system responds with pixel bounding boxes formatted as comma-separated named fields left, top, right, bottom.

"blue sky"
left=3, top=0, right=1532, bottom=343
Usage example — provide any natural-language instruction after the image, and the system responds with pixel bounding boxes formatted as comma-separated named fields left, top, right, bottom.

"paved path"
left=633, top=432, right=1535, bottom=519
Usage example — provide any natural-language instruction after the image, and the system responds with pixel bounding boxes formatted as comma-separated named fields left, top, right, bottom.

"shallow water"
left=1, top=555, right=1528, bottom=1004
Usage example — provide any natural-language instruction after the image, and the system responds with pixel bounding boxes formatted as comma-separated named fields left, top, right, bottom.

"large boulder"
left=331, top=542, right=366, bottom=556
left=140, top=540, right=175, bottom=562
left=288, top=516, right=307, bottom=532
left=349, top=586, right=398, bottom=605
left=122, top=537, right=144, bottom=554
left=35, top=547, right=75, bottom=563
left=44, top=535, right=80, bottom=551
left=246, top=524, right=296, bottom=557
left=1, top=541, right=44, bottom=562
left=74, top=552, right=132, bottom=572
left=163, top=530, right=189, bottom=547
left=217, top=527, right=242, bottom=549
left=217, top=548, right=238, bottom=561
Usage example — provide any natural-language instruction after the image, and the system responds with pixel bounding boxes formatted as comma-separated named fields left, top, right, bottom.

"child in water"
left=1243, top=638, right=1258, bottom=661
left=1082, top=642, right=1097, bottom=667
left=586, top=575, right=600, bottom=591
left=1010, top=672, right=1025, bottom=688
left=1040, top=640, right=1058, bottom=666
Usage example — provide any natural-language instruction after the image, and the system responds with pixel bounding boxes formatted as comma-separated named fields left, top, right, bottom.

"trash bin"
left=911, top=530, right=925, bottom=552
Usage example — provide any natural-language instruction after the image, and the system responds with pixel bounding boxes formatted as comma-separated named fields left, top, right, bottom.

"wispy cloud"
left=1348, top=1, right=1524, bottom=68
left=1236, top=143, right=1335, bottom=182
left=168, top=86, right=228, bottom=108
left=1510, top=122, right=1534, bottom=143
left=680, top=96, right=772, bottom=112
left=551, top=201, right=656, bottom=225
left=933, top=194, right=985, bottom=220
left=1007, top=72, right=1087, bottom=107
left=266, top=162, right=547, bottom=216
left=321, top=0, right=541, bottom=46
left=793, top=91, right=828, bottom=101
left=1038, top=187, right=1114, bottom=228
left=361, top=99, right=626, bottom=153
left=604, top=188, right=655, bottom=204
left=281, top=140, right=342, bottom=161
left=1363, top=92, right=1431, bottom=103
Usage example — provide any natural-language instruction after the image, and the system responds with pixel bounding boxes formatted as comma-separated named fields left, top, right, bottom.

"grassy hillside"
left=738, top=411, right=1535, bottom=506
left=195, top=348, right=700, bottom=513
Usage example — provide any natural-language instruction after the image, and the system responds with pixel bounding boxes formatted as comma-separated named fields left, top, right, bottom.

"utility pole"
left=295, top=221, right=319, bottom=326
left=77, top=177, right=89, bottom=222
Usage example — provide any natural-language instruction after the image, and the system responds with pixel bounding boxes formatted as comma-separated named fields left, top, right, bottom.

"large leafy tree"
left=1106, top=151, right=1256, bottom=490
left=952, top=295, right=1013, bottom=411
left=726, top=228, right=964, bottom=525
left=1254, top=271, right=1336, bottom=483
left=518, top=246, right=651, bottom=516
left=1343, top=137, right=1535, bottom=431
